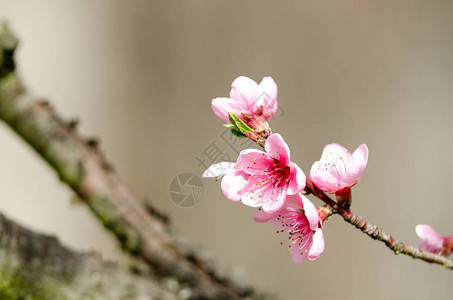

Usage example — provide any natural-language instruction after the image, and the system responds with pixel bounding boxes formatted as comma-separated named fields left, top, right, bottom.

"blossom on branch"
left=211, top=76, right=278, bottom=123
left=416, top=224, right=453, bottom=256
left=212, top=76, right=278, bottom=139
left=237, top=133, right=305, bottom=213
left=254, top=193, right=324, bottom=263
left=203, top=76, right=453, bottom=269
left=203, top=134, right=305, bottom=213
left=310, top=143, right=368, bottom=194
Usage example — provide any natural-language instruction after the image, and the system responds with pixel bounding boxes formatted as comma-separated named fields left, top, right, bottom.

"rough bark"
left=0, top=24, right=272, bottom=300
left=0, top=213, right=181, bottom=300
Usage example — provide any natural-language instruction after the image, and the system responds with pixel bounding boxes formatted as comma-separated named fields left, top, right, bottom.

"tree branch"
left=0, top=24, right=271, bottom=299
left=306, top=179, right=453, bottom=270
left=0, top=212, right=180, bottom=300
left=340, top=210, right=453, bottom=269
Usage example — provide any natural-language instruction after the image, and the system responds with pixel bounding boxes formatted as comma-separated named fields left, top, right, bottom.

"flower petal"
left=229, top=76, right=259, bottom=106
left=240, top=176, right=266, bottom=207
left=321, top=143, right=349, bottom=158
left=353, top=144, right=368, bottom=167
left=261, top=190, right=287, bottom=214
left=310, top=161, right=340, bottom=193
left=264, top=133, right=291, bottom=165
left=287, top=163, right=306, bottom=195
left=253, top=209, right=278, bottom=223
left=307, top=230, right=325, bottom=261
left=290, top=247, right=309, bottom=264
left=202, top=162, right=236, bottom=178
left=236, top=150, right=272, bottom=174
left=285, top=193, right=304, bottom=209
left=416, top=224, right=444, bottom=249
left=301, top=195, right=319, bottom=231
left=211, top=97, right=246, bottom=123
left=221, top=170, right=248, bottom=202
left=339, top=144, right=368, bottom=188
left=239, top=148, right=259, bottom=157
left=255, top=77, right=278, bottom=119
left=289, top=234, right=312, bottom=264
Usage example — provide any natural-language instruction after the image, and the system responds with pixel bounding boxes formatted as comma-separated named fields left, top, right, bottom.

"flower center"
left=261, top=160, right=291, bottom=189
left=319, top=152, right=350, bottom=179
left=245, top=157, right=291, bottom=206
left=276, top=209, right=312, bottom=252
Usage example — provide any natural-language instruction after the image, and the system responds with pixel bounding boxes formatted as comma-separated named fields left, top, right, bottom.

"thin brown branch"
left=236, top=112, right=453, bottom=270
left=340, top=210, right=453, bottom=269
left=305, top=179, right=453, bottom=270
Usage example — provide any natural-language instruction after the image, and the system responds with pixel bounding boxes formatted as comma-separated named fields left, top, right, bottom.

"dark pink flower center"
left=242, top=158, right=292, bottom=207
left=262, top=159, right=291, bottom=189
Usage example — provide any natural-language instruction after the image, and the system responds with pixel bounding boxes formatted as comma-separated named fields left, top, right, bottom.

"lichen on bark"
left=0, top=213, right=178, bottom=300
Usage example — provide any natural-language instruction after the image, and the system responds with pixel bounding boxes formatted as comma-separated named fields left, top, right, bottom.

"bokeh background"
left=1, top=1, right=453, bottom=299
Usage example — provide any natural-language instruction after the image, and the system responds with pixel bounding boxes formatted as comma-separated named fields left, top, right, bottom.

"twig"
left=305, top=179, right=453, bottom=270
left=256, top=122, right=453, bottom=269
left=340, top=210, right=453, bottom=269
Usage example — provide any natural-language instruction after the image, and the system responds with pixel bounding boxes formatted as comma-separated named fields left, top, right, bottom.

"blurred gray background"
left=1, top=0, right=453, bottom=299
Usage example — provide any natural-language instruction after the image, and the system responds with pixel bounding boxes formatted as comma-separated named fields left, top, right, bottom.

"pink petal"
left=261, top=190, right=287, bottom=214
left=264, top=133, right=291, bottom=165
left=255, top=77, right=278, bottom=119
left=229, top=76, right=259, bottom=106
left=416, top=224, right=444, bottom=249
left=253, top=209, right=278, bottom=223
left=211, top=97, right=245, bottom=123
left=418, top=240, right=432, bottom=252
left=321, top=143, right=349, bottom=158
left=269, top=207, right=301, bottom=230
left=339, top=174, right=359, bottom=188
left=307, top=230, right=325, bottom=261
left=289, top=235, right=312, bottom=264
left=242, top=172, right=288, bottom=213
left=353, top=144, right=368, bottom=167
left=287, top=163, right=306, bottom=195
left=202, top=162, right=236, bottom=178
left=339, top=144, right=368, bottom=188
left=285, top=193, right=304, bottom=209
left=221, top=170, right=248, bottom=202
left=236, top=150, right=272, bottom=174
left=240, top=176, right=267, bottom=207
left=301, top=195, right=319, bottom=231
left=310, top=161, right=340, bottom=193
left=290, top=247, right=309, bottom=264
left=238, top=148, right=259, bottom=156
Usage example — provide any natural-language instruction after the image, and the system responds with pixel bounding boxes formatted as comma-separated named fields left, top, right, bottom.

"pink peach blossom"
left=416, top=224, right=452, bottom=256
left=237, top=134, right=305, bottom=213
left=310, top=143, right=368, bottom=193
left=203, top=134, right=306, bottom=213
left=255, top=193, right=324, bottom=263
left=211, top=76, right=278, bottom=123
